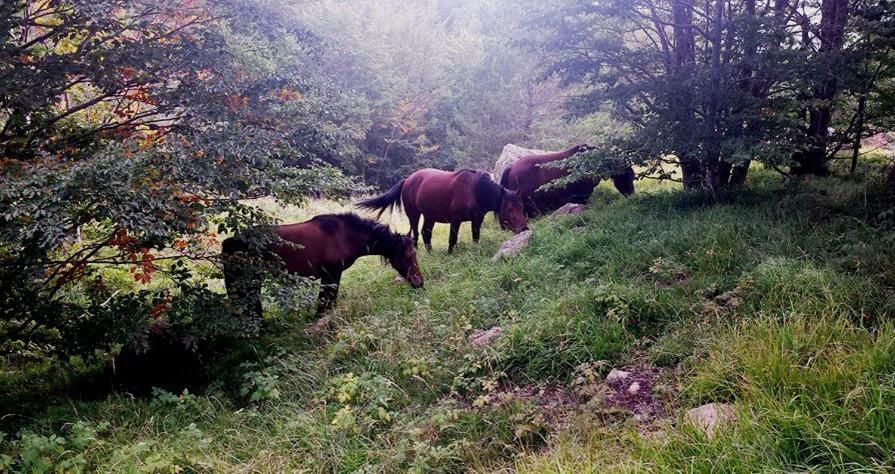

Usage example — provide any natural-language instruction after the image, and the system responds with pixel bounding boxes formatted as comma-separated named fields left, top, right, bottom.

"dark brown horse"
left=499, top=145, right=635, bottom=216
left=357, top=169, right=528, bottom=253
left=222, top=213, right=423, bottom=321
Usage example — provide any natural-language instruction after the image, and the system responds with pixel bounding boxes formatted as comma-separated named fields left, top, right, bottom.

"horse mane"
left=313, top=213, right=405, bottom=258
left=470, top=171, right=503, bottom=212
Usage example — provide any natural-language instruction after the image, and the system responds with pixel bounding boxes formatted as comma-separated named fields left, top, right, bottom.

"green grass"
left=4, top=169, right=895, bottom=472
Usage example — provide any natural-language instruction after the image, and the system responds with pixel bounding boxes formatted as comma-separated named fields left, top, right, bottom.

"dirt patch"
left=470, top=382, right=584, bottom=433
left=602, top=366, right=666, bottom=423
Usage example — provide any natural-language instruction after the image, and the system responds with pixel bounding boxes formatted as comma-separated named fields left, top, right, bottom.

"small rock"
left=687, top=403, right=736, bottom=438
left=551, top=203, right=587, bottom=216
left=606, top=369, right=631, bottom=384
left=394, top=275, right=406, bottom=283
left=305, top=312, right=335, bottom=337
left=492, top=230, right=532, bottom=261
left=627, top=381, right=641, bottom=394
left=470, top=326, right=503, bottom=347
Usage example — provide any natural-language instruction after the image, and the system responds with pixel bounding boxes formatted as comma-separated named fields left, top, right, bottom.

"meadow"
left=4, top=166, right=895, bottom=472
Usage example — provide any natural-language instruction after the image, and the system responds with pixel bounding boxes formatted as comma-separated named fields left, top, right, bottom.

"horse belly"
left=270, top=243, right=319, bottom=277
left=272, top=226, right=346, bottom=278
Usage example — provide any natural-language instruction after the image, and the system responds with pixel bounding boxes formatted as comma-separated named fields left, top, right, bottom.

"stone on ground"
left=606, top=368, right=631, bottom=384
left=492, top=230, right=532, bottom=261
left=469, top=326, right=503, bottom=347
left=687, top=403, right=736, bottom=438
left=551, top=203, right=587, bottom=216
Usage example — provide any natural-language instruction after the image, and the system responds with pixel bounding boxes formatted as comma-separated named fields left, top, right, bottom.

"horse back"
left=271, top=218, right=354, bottom=277
left=507, top=156, right=568, bottom=197
left=403, top=168, right=483, bottom=221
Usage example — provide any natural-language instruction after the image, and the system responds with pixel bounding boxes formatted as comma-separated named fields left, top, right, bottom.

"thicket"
left=2, top=0, right=895, bottom=470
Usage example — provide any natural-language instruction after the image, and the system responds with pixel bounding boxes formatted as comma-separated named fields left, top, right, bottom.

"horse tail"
left=499, top=166, right=512, bottom=188
left=356, top=179, right=405, bottom=218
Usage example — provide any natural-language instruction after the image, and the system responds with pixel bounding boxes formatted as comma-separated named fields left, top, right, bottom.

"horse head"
left=498, top=189, right=529, bottom=234
left=611, top=166, right=636, bottom=196
left=389, top=235, right=424, bottom=288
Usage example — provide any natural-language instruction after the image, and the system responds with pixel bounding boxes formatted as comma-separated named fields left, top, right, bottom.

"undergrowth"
left=4, top=168, right=895, bottom=472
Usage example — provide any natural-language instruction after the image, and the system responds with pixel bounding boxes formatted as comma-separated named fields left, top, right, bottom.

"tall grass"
left=4, top=171, right=895, bottom=472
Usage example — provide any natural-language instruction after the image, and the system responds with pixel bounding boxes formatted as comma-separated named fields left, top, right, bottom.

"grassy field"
left=4, top=168, right=895, bottom=472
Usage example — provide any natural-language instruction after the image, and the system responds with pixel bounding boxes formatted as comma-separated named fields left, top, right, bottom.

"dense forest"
left=2, top=0, right=895, bottom=471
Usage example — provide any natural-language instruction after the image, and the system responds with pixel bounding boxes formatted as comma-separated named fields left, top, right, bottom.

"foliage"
left=3, top=0, right=895, bottom=471
left=294, top=0, right=599, bottom=188
left=530, top=0, right=895, bottom=190
left=0, top=0, right=356, bottom=362
left=3, top=169, right=895, bottom=471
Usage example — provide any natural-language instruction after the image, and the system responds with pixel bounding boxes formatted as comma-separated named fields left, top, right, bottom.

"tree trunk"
left=730, top=0, right=758, bottom=186
left=703, top=0, right=725, bottom=194
left=795, top=0, right=849, bottom=176
left=672, top=0, right=701, bottom=189
left=849, top=93, right=866, bottom=174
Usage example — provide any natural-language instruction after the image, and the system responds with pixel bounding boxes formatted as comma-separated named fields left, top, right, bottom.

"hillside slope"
left=3, top=172, right=895, bottom=472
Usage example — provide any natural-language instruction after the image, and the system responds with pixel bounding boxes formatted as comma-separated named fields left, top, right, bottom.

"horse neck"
left=363, top=229, right=395, bottom=259
left=476, top=178, right=503, bottom=213
left=528, top=146, right=580, bottom=164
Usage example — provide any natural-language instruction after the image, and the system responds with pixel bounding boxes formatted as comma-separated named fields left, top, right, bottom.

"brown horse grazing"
left=357, top=169, right=528, bottom=253
left=499, top=145, right=636, bottom=216
left=222, top=214, right=423, bottom=321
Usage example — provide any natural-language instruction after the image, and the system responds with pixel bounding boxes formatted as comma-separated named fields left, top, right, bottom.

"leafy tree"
left=531, top=0, right=895, bottom=192
left=0, top=0, right=355, bottom=358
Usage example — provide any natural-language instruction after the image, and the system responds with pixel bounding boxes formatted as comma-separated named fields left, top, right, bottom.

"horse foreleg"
left=315, top=272, right=341, bottom=317
left=524, top=196, right=539, bottom=218
left=448, top=220, right=460, bottom=254
left=471, top=214, right=483, bottom=243
left=422, top=218, right=435, bottom=252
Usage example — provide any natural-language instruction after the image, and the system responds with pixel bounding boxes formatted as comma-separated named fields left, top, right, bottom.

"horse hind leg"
left=407, top=210, right=421, bottom=248
left=226, top=273, right=264, bottom=335
left=223, top=244, right=264, bottom=334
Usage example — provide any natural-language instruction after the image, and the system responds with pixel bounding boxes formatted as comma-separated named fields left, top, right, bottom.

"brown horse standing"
left=499, top=145, right=635, bottom=216
left=222, top=214, right=423, bottom=321
left=358, top=169, right=528, bottom=253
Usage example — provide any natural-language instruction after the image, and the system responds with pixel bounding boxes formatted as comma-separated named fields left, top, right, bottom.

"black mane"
left=313, top=213, right=406, bottom=257
left=470, top=171, right=503, bottom=211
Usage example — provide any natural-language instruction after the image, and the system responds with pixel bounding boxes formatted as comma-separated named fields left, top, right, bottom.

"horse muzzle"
left=406, top=273, right=424, bottom=288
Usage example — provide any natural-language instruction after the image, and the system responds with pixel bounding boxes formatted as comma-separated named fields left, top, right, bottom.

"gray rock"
left=606, top=369, right=631, bottom=384
left=627, top=381, right=641, bottom=394
left=687, top=403, right=736, bottom=438
left=469, top=326, right=503, bottom=347
left=492, top=230, right=532, bottom=261
left=551, top=203, right=587, bottom=216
